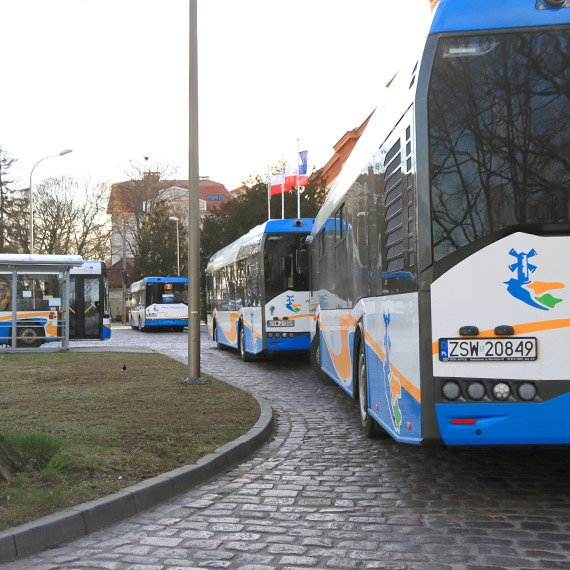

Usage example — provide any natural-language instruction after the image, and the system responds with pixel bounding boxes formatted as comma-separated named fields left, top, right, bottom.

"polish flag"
left=270, top=165, right=296, bottom=195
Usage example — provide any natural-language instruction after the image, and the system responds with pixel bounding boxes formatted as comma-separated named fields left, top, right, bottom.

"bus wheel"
left=357, top=340, right=376, bottom=437
left=16, top=326, right=43, bottom=348
left=213, top=322, right=225, bottom=349
left=138, top=319, right=145, bottom=332
left=310, top=330, right=327, bottom=380
left=239, top=324, right=249, bottom=362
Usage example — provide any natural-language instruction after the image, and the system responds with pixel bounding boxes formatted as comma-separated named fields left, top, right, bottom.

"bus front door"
left=69, top=276, right=101, bottom=339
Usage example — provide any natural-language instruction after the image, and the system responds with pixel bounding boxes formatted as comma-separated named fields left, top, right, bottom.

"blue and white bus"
left=309, top=0, right=570, bottom=445
left=205, top=218, right=313, bottom=361
left=128, top=276, right=188, bottom=331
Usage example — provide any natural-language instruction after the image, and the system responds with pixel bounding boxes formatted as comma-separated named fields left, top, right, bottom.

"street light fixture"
left=169, top=216, right=180, bottom=276
left=29, top=148, right=73, bottom=254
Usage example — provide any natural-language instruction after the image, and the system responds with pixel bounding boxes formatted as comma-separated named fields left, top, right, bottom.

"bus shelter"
left=0, top=254, right=83, bottom=351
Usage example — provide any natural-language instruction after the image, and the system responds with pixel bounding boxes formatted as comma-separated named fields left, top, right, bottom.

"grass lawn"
left=0, top=351, right=259, bottom=531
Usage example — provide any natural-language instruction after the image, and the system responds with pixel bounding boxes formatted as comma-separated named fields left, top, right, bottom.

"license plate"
left=439, top=337, right=537, bottom=361
left=267, top=320, right=294, bottom=327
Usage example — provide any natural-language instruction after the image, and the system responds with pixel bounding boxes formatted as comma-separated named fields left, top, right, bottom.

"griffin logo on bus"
left=504, top=248, right=565, bottom=311
left=286, top=294, right=302, bottom=313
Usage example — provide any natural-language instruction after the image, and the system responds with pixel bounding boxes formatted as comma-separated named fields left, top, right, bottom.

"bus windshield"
left=428, top=30, right=570, bottom=262
left=146, top=281, right=187, bottom=305
left=264, top=233, right=309, bottom=301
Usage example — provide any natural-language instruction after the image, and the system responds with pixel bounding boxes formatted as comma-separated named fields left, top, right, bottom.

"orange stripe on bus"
left=218, top=312, right=240, bottom=344
left=321, top=314, right=358, bottom=384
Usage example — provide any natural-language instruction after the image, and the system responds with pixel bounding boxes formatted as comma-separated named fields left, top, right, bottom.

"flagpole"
left=281, top=163, right=285, bottom=219
left=296, top=139, right=301, bottom=219
left=267, top=167, right=271, bottom=220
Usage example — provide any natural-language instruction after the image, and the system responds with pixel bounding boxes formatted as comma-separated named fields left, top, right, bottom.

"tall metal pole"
left=28, top=149, right=72, bottom=254
left=169, top=216, right=181, bottom=276
left=187, top=0, right=204, bottom=382
left=176, top=219, right=180, bottom=277
left=122, top=218, right=127, bottom=325
left=297, top=139, right=301, bottom=219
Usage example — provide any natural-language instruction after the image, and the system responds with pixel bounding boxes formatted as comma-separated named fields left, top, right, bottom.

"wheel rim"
left=18, top=327, right=39, bottom=346
left=240, top=327, right=245, bottom=356
left=358, top=347, right=368, bottom=425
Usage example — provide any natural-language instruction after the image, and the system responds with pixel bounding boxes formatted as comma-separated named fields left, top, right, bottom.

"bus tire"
left=239, top=323, right=249, bottom=362
left=213, top=321, right=225, bottom=349
left=16, top=326, right=43, bottom=348
left=138, top=319, right=145, bottom=332
left=310, top=329, right=327, bottom=380
left=357, top=339, right=376, bottom=438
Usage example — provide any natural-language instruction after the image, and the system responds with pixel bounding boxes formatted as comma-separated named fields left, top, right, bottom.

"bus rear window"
left=428, top=30, right=570, bottom=261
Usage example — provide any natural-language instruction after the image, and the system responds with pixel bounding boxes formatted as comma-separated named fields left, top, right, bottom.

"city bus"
left=0, top=256, right=111, bottom=348
left=308, top=0, right=570, bottom=446
left=205, top=218, right=313, bottom=361
left=128, top=276, right=188, bottom=331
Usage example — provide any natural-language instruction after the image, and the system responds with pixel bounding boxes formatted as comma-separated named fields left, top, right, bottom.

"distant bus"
left=205, top=218, right=313, bottom=361
left=0, top=256, right=111, bottom=348
left=309, top=0, right=570, bottom=445
left=128, top=276, right=188, bottom=331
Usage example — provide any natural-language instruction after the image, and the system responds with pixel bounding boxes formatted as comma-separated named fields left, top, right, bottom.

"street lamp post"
left=168, top=216, right=180, bottom=276
left=29, top=148, right=73, bottom=254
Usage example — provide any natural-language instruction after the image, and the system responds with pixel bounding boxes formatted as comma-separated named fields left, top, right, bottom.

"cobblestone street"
left=4, top=325, right=570, bottom=570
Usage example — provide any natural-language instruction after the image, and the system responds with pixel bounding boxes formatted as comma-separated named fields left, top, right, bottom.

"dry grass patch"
left=0, top=351, right=259, bottom=530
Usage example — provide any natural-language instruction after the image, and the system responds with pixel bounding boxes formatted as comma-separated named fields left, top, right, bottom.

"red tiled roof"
left=108, top=259, right=136, bottom=288
left=108, top=178, right=232, bottom=215
left=316, top=112, right=373, bottom=188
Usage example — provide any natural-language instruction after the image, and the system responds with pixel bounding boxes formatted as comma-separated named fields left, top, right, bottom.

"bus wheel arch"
left=354, top=324, right=376, bottom=438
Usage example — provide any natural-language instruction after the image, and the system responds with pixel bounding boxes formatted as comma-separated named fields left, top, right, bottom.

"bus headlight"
left=518, top=382, right=537, bottom=401
left=492, top=382, right=510, bottom=401
left=442, top=381, right=461, bottom=400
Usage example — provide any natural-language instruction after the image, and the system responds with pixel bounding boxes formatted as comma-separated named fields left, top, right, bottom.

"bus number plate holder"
left=439, top=337, right=537, bottom=361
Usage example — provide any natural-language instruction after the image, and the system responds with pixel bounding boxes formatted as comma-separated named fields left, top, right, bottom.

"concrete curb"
left=0, top=391, right=274, bottom=564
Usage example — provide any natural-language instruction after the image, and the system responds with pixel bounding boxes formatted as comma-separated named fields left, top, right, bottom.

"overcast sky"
left=1, top=0, right=432, bottom=192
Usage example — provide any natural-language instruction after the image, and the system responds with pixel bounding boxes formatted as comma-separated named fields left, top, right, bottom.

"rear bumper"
left=266, top=333, right=310, bottom=352
left=436, top=392, right=570, bottom=445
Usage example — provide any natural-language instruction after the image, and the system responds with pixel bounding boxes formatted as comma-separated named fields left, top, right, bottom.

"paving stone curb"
left=0, top=389, right=274, bottom=564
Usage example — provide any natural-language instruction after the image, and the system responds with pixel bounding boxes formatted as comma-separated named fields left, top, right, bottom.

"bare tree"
left=32, top=176, right=111, bottom=259
left=0, top=147, right=26, bottom=253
